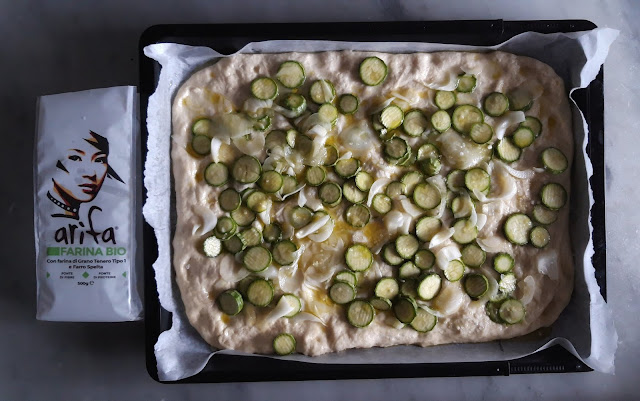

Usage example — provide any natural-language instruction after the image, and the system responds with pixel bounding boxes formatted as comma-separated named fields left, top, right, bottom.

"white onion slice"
left=258, top=201, right=272, bottom=225
left=292, top=312, right=326, bottom=326
left=233, top=132, right=265, bottom=156
left=210, top=137, right=223, bottom=163
left=367, top=177, right=391, bottom=207
left=352, top=230, right=367, bottom=243
left=537, top=249, right=559, bottom=281
left=425, top=175, right=447, bottom=219
left=192, top=204, right=218, bottom=236
left=278, top=263, right=302, bottom=293
left=308, top=218, right=334, bottom=242
left=258, top=265, right=279, bottom=280
left=472, top=171, right=516, bottom=202
left=495, top=160, right=538, bottom=180
left=371, top=97, right=396, bottom=114
left=476, top=237, right=503, bottom=253
left=429, top=227, right=455, bottom=249
left=277, top=183, right=305, bottom=201
left=519, top=276, right=536, bottom=305
left=476, top=213, right=488, bottom=231
left=339, top=121, right=377, bottom=155
left=478, top=268, right=499, bottom=302
left=431, top=283, right=465, bottom=316
left=494, top=111, right=525, bottom=140
left=243, top=98, right=273, bottom=116
left=218, top=254, right=250, bottom=283
left=390, top=90, right=419, bottom=106
left=337, top=151, right=353, bottom=161
left=436, top=245, right=462, bottom=270
left=266, top=295, right=298, bottom=323
left=399, top=197, right=424, bottom=218
left=296, top=214, right=331, bottom=239
left=469, top=201, right=478, bottom=227
left=308, top=124, right=329, bottom=138
left=415, top=301, right=446, bottom=319
left=420, top=71, right=458, bottom=91
left=273, top=104, right=301, bottom=119
left=383, top=210, right=412, bottom=237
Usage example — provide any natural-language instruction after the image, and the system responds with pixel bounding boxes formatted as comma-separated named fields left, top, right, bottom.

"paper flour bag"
left=34, top=86, right=143, bottom=321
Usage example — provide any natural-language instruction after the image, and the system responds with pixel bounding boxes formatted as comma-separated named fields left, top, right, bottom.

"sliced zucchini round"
left=309, top=79, right=336, bottom=104
left=541, top=147, right=568, bottom=174
left=446, top=169, right=466, bottom=192
left=203, top=236, right=222, bottom=258
left=318, top=103, right=339, bottom=124
left=222, top=234, right=245, bottom=254
left=493, top=252, right=514, bottom=274
left=417, top=273, right=442, bottom=300
left=403, top=109, right=429, bottom=137
left=280, top=174, right=299, bottom=195
left=400, top=279, right=418, bottom=299
left=461, top=243, right=486, bottom=268
left=323, top=144, right=339, bottom=166
left=305, top=166, right=327, bottom=187
left=191, top=134, right=211, bottom=155
left=393, top=296, right=418, bottom=324
left=465, top=168, right=491, bottom=193
left=359, top=56, right=388, bottom=86
left=239, top=227, right=262, bottom=247
left=507, top=87, right=533, bottom=111
left=343, top=181, right=366, bottom=204
left=374, top=277, right=400, bottom=299
left=496, top=137, right=522, bottom=163
left=410, top=308, right=438, bottom=333
left=451, top=195, right=474, bottom=218
left=318, top=181, right=342, bottom=207
left=498, top=298, right=526, bottom=324
left=345, top=243, right=373, bottom=272
left=347, top=299, right=375, bottom=328
left=483, top=92, right=509, bottom=117
left=258, top=170, right=284, bottom=193
left=430, top=109, right=451, bottom=133
left=329, top=281, right=356, bottom=305
left=413, top=182, right=441, bottom=210
left=540, top=183, right=567, bottom=210
left=219, top=188, right=241, bottom=212
left=204, top=162, right=229, bottom=187
left=452, top=104, right=484, bottom=135
left=265, top=130, right=287, bottom=151
left=416, top=143, right=440, bottom=161
left=231, top=205, right=256, bottom=227
left=370, top=296, right=393, bottom=311
left=355, top=171, right=374, bottom=192
left=251, top=77, right=278, bottom=100
left=401, top=171, right=424, bottom=196
left=334, top=157, right=361, bottom=178
left=382, top=243, right=404, bottom=266
left=214, top=216, right=237, bottom=240
left=231, top=155, right=262, bottom=184
left=289, top=206, right=314, bottom=229
left=503, top=213, right=533, bottom=245
left=456, top=74, right=477, bottom=93
left=444, top=259, right=465, bottom=282
left=192, top=118, right=212, bottom=136
left=520, top=116, right=542, bottom=137
left=418, top=157, right=442, bottom=177
left=243, top=246, right=272, bottom=272
left=281, top=93, right=307, bottom=116
left=511, top=126, right=535, bottom=148
left=380, top=104, right=404, bottom=130
left=383, top=136, right=409, bottom=160
left=469, top=122, right=494, bottom=144
left=335, top=270, right=357, bottom=287
left=262, top=223, right=282, bottom=243
left=464, top=273, right=489, bottom=299
left=434, top=90, right=456, bottom=110
left=246, top=278, right=274, bottom=307
left=399, top=261, right=421, bottom=279
left=452, top=218, right=478, bottom=244
left=253, top=115, right=271, bottom=131
left=532, top=204, right=558, bottom=225
left=371, top=193, right=392, bottom=215
left=385, top=181, right=405, bottom=198
left=338, top=93, right=359, bottom=115
left=345, top=203, right=371, bottom=228
left=273, top=333, right=297, bottom=355
left=246, top=191, right=270, bottom=213
left=414, top=249, right=435, bottom=270
left=272, top=240, right=298, bottom=266
left=276, top=60, right=306, bottom=89
left=395, top=234, right=420, bottom=259
left=217, top=289, right=244, bottom=316
left=530, top=226, right=551, bottom=248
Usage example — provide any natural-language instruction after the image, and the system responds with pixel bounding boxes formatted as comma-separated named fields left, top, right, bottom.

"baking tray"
left=139, top=19, right=606, bottom=383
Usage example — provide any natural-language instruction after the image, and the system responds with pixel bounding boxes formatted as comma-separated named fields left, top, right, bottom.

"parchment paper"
left=143, top=28, right=619, bottom=381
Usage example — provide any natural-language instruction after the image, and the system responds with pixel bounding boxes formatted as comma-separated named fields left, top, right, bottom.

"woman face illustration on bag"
left=48, top=130, right=123, bottom=219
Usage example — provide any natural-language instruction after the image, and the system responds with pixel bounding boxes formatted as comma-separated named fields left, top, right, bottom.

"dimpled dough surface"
left=170, top=51, right=573, bottom=356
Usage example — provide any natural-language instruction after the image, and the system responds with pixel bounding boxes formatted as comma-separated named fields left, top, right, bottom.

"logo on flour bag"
left=46, top=130, right=124, bottom=251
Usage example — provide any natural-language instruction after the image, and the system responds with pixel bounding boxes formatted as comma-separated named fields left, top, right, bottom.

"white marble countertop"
left=1, top=0, right=638, bottom=399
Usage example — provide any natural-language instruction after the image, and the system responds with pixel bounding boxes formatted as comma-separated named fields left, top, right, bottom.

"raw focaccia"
left=170, top=51, right=573, bottom=356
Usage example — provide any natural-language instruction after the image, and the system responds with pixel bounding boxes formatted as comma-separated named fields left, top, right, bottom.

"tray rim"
left=138, top=18, right=605, bottom=383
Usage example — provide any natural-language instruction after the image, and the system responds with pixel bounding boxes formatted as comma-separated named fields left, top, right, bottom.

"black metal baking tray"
left=139, top=19, right=605, bottom=383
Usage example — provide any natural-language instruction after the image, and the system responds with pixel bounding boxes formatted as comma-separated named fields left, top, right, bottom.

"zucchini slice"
left=280, top=174, right=299, bottom=195
left=253, top=115, right=271, bottom=131
left=243, top=246, right=272, bottom=272
left=329, top=282, right=356, bottom=304
left=258, top=170, right=284, bottom=193
left=318, top=181, right=342, bottom=207
left=239, top=227, right=262, bottom=247
left=507, top=87, right=533, bottom=111
left=399, top=261, right=421, bottom=279
left=217, top=289, right=244, bottom=315
left=498, top=298, right=526, bottom=324
left=370, top=296, right=393, bottom=311
left=347, top=300, right=375, bottom=328
left=246, top=278, right=274, bottom=307
left=203, top=236, right=222, bottom=258
left=532, top=204, right=557, bottom=225
left=493, top=252, right=514, bottom=274
left=540, top=183, right=567, bottom=210
left=410, top=308, right=437, bottom=332
left=372, top=193, right=392, bottom=215
left=464, top=273, right=489, bottom=299
left=250, top=77, right=278, bottom=100
left=456, top=74, right=477, bottom=93
left=281, top=93, right=307, bottom=116
left=496, top=137, right=522, bottom=163
left=338, top=94, right=359, bottom=115
left=434, top=90, right=456, bottom=110
left=231, top=205, right=256, bottom=227
left=382, top=243, right=404, bottom=266
left=219, top=188, right=241, bottom=212
left=416, top=143, right=440, bottom=161
left=541, top=147, right=568, bottom=174
left=451, top=195, right=474, bottom=218
left=345, top=204, right=371, bottom=228
left=355, top=171, right=374, bottom=191
left=444, top=259, right=465, bottom=282
left=273, top=333, right=297, bottom=355
left=393, top=296, right=418, bottom=324
left=452, top=218, right=478, bottom=244
left=385, top=181, right=405, bottom=198
left=374, top=277, right=400, bottom=299
left=380, top=104, right=404, bottom=130
left=483, top=92, right=509, bottom=117
left=334, top=157, right=361, bottom=178
left=413, top=182, right=441, bottom=210
left=289, top=206, right=314, bottom=229
left=204, top=162, right=229, bottom=187
left=246, top=190, right=270, bottom=213
left=530, top=226, right=551, bottom=248
left=305, top=166, right=327, bottom=187
left=403, top=109, right=429, bottom=137
left=395, top=234, right=420, bottom=259
left=262, top=223, right=282, bottom=243
left=265, top=130, right=288, bottom=152
left=417, top=273, right=442, bottom=300
left=191, top=134, right=211, bottom=155
left=430, top=109, right=451, bottom=133
left=511, top=126, right=535, bottom=148
left=335, top=271, right=358, bottom=287
left=310, top=79, right=336, bottom=104
left=343, top=181, right=366, bottom=204
left=359, top=56, right=388, bottom=86
left=272, top=240, right=298, bottom=266
left=469, top=122, right=494, bottom=144
left=452, top=104, right=484, bottom=134
left=214, top=216, right=237, bottom=240
left=446, top=169, right=466, bottom=192
left=461, top=243, right=486, bottom=268
left=401, top=170, right=424, bottom=196
left=384, top=136, right=409, bottom=160
left=400, top=279, right=418, bottom=298
left=223, top=235, right=245, bottom=254
left=318, top=103, right=339, bottom=124
left=231, top=155, right=262, bottom=184
left=276, top=60, right=306, bottom=89
left=465, top=168, right=491, bottom=193
left=520, top=116, right=543, bottom=137
left=418, top=157, right=442, bottom=177
left=345, top=244, right=373, bottom=272
left=414, top=249, right=436, bottom=270
left=192, top=118, right=212, bottom=136
left=503, top=213, right=533, bottom=245
left=323, top=145, right=339, bottom=166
